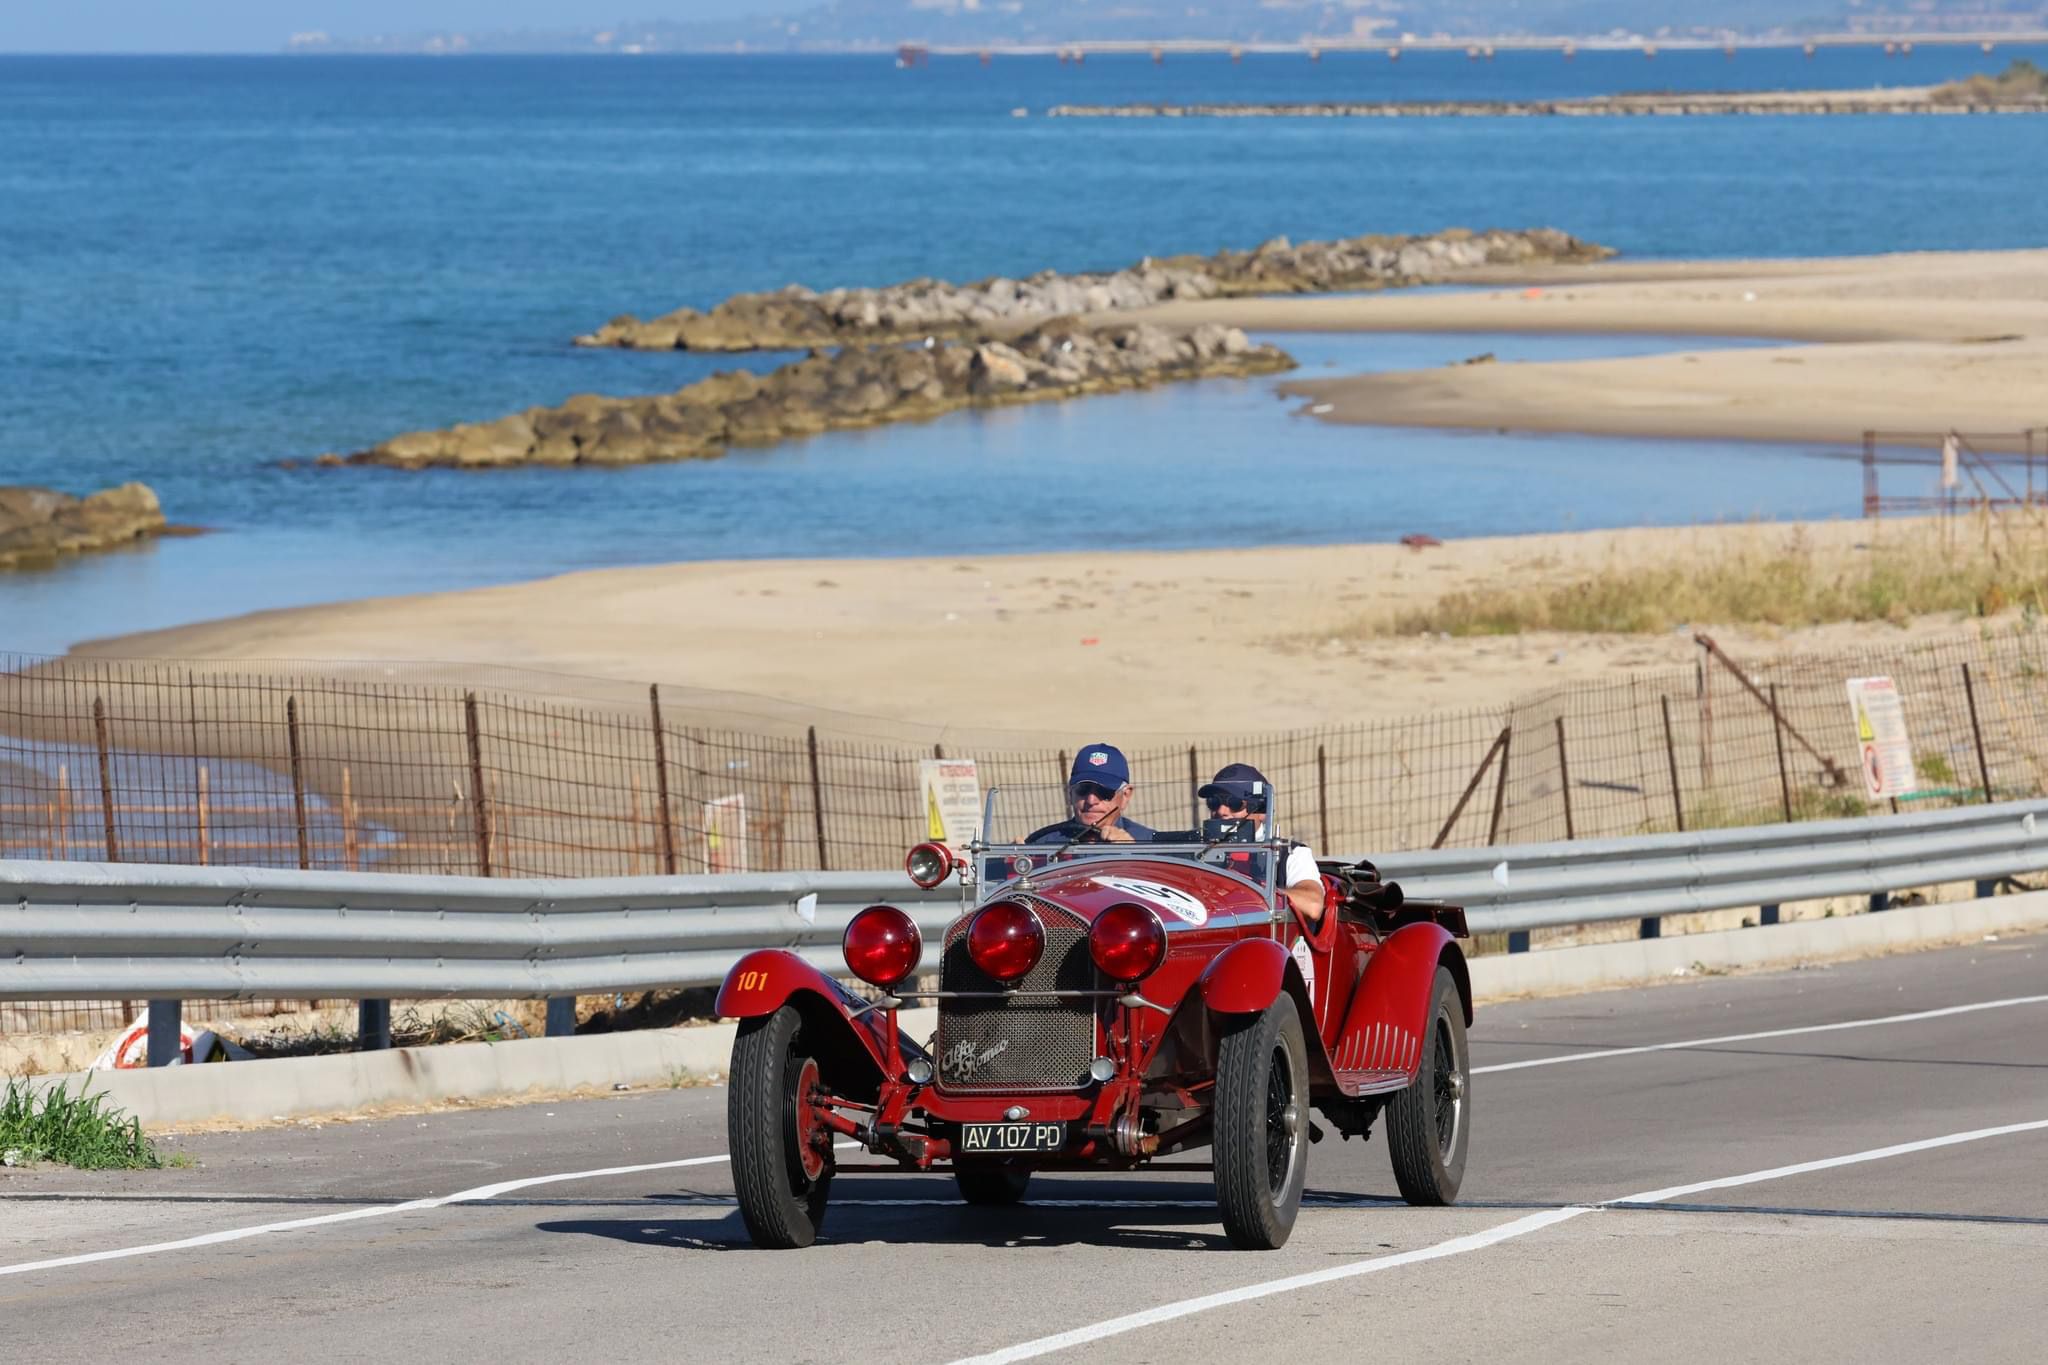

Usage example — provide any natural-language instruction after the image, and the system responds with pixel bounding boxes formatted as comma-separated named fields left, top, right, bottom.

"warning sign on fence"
left=918, top=759, right=982, bottom=850
left=1846, top=676, right=1918, bottom=803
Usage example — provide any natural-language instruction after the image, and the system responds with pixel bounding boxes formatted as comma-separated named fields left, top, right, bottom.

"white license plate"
left=958, top=1121, right=1065, bottom=1153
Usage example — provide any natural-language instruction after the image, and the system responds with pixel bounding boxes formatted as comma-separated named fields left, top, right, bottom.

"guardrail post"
left=93, top=696, right=120, bottom=862
left=1974, top=879, right=1998, bottom=900
left=1869, top=892, right=1889, bottom=913
left=1660, top=695, right=1685, bottom=832
left=464, top=692, right=491, bottom=877
left=545, top=997, right=576, bottom=1037
left=807, top=725, right=829, bottom=870
left=1507, top=930, right=1530, bottom=954
left=146, top=998, right=181, bottom=1067
left=1553, top=717, right=1574, bottom=841
left=359, top=999, right=391, bottom=1051
left=649, top=685, right=678, bottom=875
left=286, top=695, right=311, bottom=870
left=1639, top=915, right=1661, bottom=939
left=1760, top=903, right=1780, bottom=925
left=1962, top=663, right=1993, bottom=803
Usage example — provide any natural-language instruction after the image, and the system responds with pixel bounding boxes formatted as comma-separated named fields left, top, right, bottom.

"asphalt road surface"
left=6, top=933, right=2045, bottom=1364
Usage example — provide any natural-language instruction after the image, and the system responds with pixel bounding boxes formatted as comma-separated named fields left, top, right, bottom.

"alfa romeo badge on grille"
left=941, top=1037, right=1011, bottom=1080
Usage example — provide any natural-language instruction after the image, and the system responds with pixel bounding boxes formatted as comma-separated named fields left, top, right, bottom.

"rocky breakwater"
left=345, top=321, right=1292, bottom=471
left=576, top=226, right=1611, bottom=353
left=0, top=483, right=168, bottom=570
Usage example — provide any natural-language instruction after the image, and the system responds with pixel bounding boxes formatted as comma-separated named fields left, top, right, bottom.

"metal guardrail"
left=5, top=799, right=2046, bottom=1005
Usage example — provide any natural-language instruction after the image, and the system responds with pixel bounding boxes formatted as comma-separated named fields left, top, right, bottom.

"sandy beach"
left=1137, top=247, right=2048, bottom=449
left=68, top=248, right=2048, bottom=736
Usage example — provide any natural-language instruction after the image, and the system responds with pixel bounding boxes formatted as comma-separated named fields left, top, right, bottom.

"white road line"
left=946, top=1118, right=2048, bottom=1365
left=1472, top=992, right=2048, bottom=1075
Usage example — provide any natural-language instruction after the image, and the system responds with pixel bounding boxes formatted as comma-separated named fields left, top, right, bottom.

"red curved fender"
left=1334, top=923, right=1472, bottom=1079
left=1198, top=938, right=1293, bottom=1014
left=716, top=948, right=899, bottom=1079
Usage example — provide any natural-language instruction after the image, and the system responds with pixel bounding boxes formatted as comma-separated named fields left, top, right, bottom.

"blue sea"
left=3, top=47, right=2046, bottom=654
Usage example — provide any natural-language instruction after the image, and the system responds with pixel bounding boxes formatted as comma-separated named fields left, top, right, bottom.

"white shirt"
left=1246, top=821, right=1320, bottom=889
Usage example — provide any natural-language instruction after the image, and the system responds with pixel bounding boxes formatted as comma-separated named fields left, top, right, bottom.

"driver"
left=1192, top=763, right=1326, bottom=923
left=1026, top=743, right=1156, bottom=844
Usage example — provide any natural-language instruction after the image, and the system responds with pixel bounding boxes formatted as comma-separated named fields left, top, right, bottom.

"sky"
left=0, top=2, right=810, bottom=54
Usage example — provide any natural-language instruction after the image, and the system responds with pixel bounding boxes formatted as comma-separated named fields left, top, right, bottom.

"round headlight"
left=965, top=900, right=1046, bottom=983
left=1089, top=902, right=1167, bottom=983
left=905, top=841, right=955, bottom=890
left=842, top=904, right=922, bottom=989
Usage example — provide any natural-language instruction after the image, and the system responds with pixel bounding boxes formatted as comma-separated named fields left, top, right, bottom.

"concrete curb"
left=29, top=895, right=2045, bottom=1129
left=1468, top=890, right=2048, bottom=1000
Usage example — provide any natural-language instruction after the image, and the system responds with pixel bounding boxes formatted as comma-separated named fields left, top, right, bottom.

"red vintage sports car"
left=715, top=785, right=1472, bottom=1249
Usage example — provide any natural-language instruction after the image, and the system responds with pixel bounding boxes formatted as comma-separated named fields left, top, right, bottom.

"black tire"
left=1212, top=997, right=1310, bottom=1250
left=954, top=1164, right=1032, bottom=1206
left=1386, top=965, right=1470, bottom=1206
left=727, top=1006, right=834, bottom=1248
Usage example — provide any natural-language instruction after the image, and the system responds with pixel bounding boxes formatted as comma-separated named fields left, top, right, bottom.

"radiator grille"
left=935, top=900, right=1098, bottom=1094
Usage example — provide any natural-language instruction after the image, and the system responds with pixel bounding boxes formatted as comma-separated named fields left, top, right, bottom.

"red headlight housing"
left=843, top=904, right=922, bottom=989
left=905, top=841, right=956, bottom=890
left=1089, top=902, right=1167, bottom=983
left=965, top=900, right=1045, bottom=983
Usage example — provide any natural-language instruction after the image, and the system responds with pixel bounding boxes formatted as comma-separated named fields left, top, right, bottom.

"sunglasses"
left=1071, top=781, right=1123, bottom=802
left=1206, top=796, right=1260, bottom=815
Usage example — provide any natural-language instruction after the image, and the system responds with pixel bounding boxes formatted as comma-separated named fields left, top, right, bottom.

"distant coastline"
left=1047, top=85, right=2048, bottom=119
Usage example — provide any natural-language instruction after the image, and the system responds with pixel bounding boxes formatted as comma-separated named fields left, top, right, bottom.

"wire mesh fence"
left=7, top=626, right=2048, bottom=1031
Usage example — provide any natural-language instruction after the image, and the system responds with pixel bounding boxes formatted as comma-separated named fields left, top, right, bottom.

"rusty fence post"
left=1962, top=663, right=1993, bottom=803
left=1770, top=684, right=1793, bottom=822
left=649, top=685, right=678, bottom=874
left=1432, top=725, right=1510, bottom=850
left=92, top=695, right=119, bottom=862
left=464, top=691, right=491, bottom=877
left=807, top=725, right=828, bottom=870
left=1316, top=744, right=1330, bottom=853
left=1660, top=695, right=1685, bottom=832
left=1486, top=724, right=1514, bottom=846
left=1553, top=717, right=1574, bottom=841
left=286, top=695, right=311, bottom=871
left=1188, top=745, right=1200, bottom=831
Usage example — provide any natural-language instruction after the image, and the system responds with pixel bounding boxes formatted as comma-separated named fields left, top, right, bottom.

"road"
left=5, top=933, right=2045, bottom=1363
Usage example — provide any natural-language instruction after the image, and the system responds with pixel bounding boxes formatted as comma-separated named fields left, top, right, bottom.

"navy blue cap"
left=1198, top=762, right=1269, bottom=806
left=1069, top=742, right=1131, bottom=791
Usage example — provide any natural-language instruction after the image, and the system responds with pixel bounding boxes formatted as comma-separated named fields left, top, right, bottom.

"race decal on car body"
left=1092, top=875, right=1209, bottom=925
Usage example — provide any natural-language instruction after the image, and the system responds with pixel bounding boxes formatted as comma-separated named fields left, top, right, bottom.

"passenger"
left=1191, top=763, right=1327, bottom=923
left=1027, top=743, right=1156, bottom=844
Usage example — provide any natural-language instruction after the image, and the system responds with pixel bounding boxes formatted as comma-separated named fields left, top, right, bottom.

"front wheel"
left=1385, top=965, right=1470, bottom=1206
left=728, top=1006, right=834, bottom=1248
left=1212, top=997, right=1310, bottom=1249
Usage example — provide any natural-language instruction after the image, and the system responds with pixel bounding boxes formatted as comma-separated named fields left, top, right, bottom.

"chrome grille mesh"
left=935, top=900, right=1098, bottom=1093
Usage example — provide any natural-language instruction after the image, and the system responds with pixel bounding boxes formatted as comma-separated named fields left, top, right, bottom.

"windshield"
left=973, top=782, right=1286, bottom=894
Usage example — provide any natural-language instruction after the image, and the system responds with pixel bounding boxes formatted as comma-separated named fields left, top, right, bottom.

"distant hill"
left=286, top=1, right=2048, bottom=55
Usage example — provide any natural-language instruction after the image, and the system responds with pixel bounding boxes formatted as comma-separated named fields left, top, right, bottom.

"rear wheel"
left=1212, top=997, right=1309, bottom=1249
left=728, top=1005, right=834, bottom=1248
left=954, top=1164, right=1032, bottom=1206
left=1386, top=966, right=1470, bottom=1206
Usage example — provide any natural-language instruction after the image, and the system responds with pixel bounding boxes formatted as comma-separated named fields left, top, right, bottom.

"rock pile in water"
left=345, top=321, right=1291, bottom=471
left=576, top=226, right=1611, bottom=353
left=0, top=483, right=167, bottom=570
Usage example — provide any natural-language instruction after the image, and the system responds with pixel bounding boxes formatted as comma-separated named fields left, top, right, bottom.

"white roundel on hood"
left=1092, top=875, right=1209, bottom=926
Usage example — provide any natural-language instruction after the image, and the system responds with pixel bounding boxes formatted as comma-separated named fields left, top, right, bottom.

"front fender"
left=716, top=949, right=903, bottom=1091
left=1333, top=923, right=1471, bottom=1079
left=1198, top=937, right=1292, bottom=1015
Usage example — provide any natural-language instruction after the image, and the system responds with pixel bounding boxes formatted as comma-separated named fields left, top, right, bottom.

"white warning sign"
left=1846, top=676, right=1918, bottom=803
left=918, top=759, right=983, bottom=850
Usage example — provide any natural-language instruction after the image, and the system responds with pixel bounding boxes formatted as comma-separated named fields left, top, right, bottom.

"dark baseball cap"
left=1069, top=743, right=1131, bottom=791
left=1198, top=762, right=1269, bottom=805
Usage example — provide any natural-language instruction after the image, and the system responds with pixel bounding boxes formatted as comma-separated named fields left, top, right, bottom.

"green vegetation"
left=1, top=1078, right=163, bottom=1170
left=1386, top=532, right=2048, bottom=637
left=1932, top=60, right=2048, bottom=106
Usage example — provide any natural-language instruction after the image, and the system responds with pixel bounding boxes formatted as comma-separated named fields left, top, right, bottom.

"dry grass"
left=1931, top=59, right=2048, bottom=107
left=1381, top=522, right=2048, bottom=638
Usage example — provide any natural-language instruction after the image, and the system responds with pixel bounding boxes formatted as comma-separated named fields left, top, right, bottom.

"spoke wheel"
left=1386, top=965, right=1470, bottom=1207
left=728, top=1006, right=835, bottom=1248
left=1213, top=997, right=1309, bottom=1250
